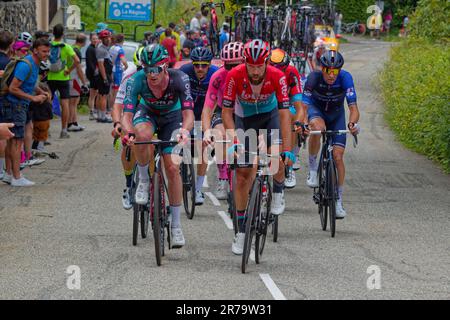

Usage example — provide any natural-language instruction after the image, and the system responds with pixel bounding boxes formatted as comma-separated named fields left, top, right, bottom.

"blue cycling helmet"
left=320, top=50, right=344, bottom=68
left=190, top=47, right=213, bottom=62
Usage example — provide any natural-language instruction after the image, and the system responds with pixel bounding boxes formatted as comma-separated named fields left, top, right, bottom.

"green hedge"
left=380, top=40, right=450, bottom=173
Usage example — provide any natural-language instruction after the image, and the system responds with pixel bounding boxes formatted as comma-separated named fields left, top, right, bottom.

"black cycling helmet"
left=190, top=47, right=213, bottom=62
left=319, top=50, right=344, bottom=69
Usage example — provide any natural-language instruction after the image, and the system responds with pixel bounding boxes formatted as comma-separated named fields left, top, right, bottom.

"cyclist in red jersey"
left=269, top=48, right=309, bottom=188
left=222, top=39, right=294, bottom=255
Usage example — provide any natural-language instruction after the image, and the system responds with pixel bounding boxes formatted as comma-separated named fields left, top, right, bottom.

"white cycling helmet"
left=39, top=60, right=51, bottom=72
left=18, top=32, right=33, bottom=45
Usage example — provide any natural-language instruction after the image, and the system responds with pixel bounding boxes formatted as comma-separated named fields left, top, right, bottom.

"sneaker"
left=135, top=181, right=149, bottom=205
left=336, top=201, right=347, bottom=219
left=271, top=192, right=285, bottom=215
left=195, top=190, right=205, bottom=205
left=284, top=169, right=296, bottom=189
left=292, top=155, right=301, bottom=171
left=11, top=176, right=35, bottom=187
left=306, top=170, right=319, bottom=188
left=232, top=232, right=245, bottom=255
left=97, top=117, right=112, bottom=124
left=24, top=157, right=45, bottom=167
left=67, top=124, right=83, bottom=132
left=0, top=171, right=3, bottom=180
left=44, top=141, right=51, bottom=146
left=2, top=172, right=12, bottom=184
left=122, top=188, right=132, bottom=210
left=89, top=112, right=96, bottom=121
left=214, top=179, right=228, bottom=200
left=59, top=131, right=70, bottom=139
left=171, top=227, right=186, bottom=248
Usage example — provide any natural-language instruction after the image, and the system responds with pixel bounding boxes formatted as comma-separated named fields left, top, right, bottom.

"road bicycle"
left=241, top=151, right=279, bottom=274
left=181, top=150, right=196, bottom=220
left=341, top=21, right=366, bottom=36
left=311, top=130, right=357, bottom=237
left=134, top=139, right=179, bottom=266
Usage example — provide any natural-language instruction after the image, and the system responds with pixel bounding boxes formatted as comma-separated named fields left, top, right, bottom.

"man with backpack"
left=0, top=38, right=51, bottom=186
left=94, top=30, right=113, bottom=123
left=47, top=24, right=81, bottom=138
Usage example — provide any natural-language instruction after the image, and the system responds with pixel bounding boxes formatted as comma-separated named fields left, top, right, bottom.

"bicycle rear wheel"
left=327, top=160, right=338, bottom=238
left=228, top=166, right=239, bottom=235
left=140, top=206, right=149, bottom=239
left=258, top=182, right=271, bottom=256
left=152, top=172, right=163, bottom=266
left=182, top=163, right=196, bottom=219
left=242, top=179, right=260, bottom=273
left=132, top=204, right=139, bottom=246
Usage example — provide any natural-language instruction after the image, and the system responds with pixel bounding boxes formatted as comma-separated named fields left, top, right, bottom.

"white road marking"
left=259, top=274, right=288, bottom=300
left=217, top=211, right=233, bottom=230
left=205, top=192, right=221, bottom=206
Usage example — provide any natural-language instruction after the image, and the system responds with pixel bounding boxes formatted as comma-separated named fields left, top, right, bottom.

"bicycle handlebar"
left=133, top=140, right=179, bottom=146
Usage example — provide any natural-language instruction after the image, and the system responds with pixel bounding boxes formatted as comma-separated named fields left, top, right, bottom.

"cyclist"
left=302, top=50, right=360, bottom=219
left=111, top=47, right=140, bottom=210
left=122, top=44, right=194, bottom=248
left=269, top=48, right=308, bottom=188
left=222, top=39, right=294, bottom=255
left=202, top=42, right=244, bottom=200
left=179, top=47, right=219, bottom=205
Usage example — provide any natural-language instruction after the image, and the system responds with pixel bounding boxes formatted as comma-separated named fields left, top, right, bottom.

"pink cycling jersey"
left=204, top=66, right=228, bottom=111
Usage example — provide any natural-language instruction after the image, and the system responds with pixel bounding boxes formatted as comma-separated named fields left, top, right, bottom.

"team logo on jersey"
left=346, top=87, right=355, bottom=97
left=279, top=76, right=288, bottom=97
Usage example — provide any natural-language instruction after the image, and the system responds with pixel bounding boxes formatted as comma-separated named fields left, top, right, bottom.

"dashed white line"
left=217, top=211, right=233, bottom=230
left=259, top=274, right=287, bottom=300
left=205, top=192, right=221, bottom=206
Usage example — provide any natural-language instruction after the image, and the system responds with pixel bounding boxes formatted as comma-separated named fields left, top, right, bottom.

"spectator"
left=200, top=9, right=209, bottom=30
left=30, top=83, right=53, bottom=153
left=334, top=11, right=343, bottom=36
left=154, top=24, right=165, bottom=42
left=94, top=30, right=113, bottom=123
left=109, top=33, right=128, bottom=111
left=161, top=28, right=179, bottom=68
left=192, top=31, right=204, bottom=48
left=0, top=38, right=50, bottom=186
left=86, top=32, right=100, bottom=120
left=200, top=31, right=209, bottom=48
left=47, top=24, right=80, bottom=139
left=12, top=41, right=31, bottom=58
left=400, top=16, right=409, bottom=37
left=179, top=27, right=187, bottom=48
left=0, top=30, right=14, bottom=179
left=384, top=10, right=393, bottom=35
left=160, top=22, right=181, bottom=52
left=190, top=12, right=201, bottom=32
left=68, top=33, right=89, bottom=132
left=182, top=31, right=195, bottom=60
left=219, top=24, right=230, bottom=51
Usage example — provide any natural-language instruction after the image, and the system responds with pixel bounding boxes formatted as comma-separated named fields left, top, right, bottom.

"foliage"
left=409, top=0, right=450, bottom=44
left=380, top=39, right=450, bottom=173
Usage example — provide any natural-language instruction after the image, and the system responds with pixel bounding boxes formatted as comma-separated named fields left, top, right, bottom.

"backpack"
left=49, top=43, right=66, bottom=72
left=0, top=58, right=32, bottom=96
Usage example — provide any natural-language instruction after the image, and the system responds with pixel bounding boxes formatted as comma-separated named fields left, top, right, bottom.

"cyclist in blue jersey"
left=179, top=47, right=219, bottom=205
left=109, top=34, right=128, bottom=109
left=122, top=44, right=194, bottom=248
left=302, top=50, right=360, bottom=219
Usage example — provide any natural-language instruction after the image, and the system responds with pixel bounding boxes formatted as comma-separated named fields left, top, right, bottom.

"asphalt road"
left=1, top=37, right=449, bottom=300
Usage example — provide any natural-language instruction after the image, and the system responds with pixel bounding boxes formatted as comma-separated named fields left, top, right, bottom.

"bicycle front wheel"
left=152, top=172, right=163, bottom=266
left=242, top=179, right=260, bottom=273
left=182, top=163, right=196, bottom=219
left=327, top=160, right=338, bottom=238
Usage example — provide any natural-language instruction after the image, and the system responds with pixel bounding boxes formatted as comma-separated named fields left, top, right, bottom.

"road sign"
left=108, top=0, right=152, bottom=21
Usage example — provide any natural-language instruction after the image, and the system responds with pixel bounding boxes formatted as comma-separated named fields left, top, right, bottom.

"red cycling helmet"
left=221, top=42, right=244, bottom=64
left=243, top=39, right=271, bottom=65
left=98, top=30, right=112, bottom=39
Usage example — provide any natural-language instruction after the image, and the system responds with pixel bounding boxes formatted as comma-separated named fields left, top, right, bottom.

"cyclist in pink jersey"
left=202, top=42, right=244, bottom=200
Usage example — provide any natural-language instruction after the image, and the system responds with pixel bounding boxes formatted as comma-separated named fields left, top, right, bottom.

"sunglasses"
left=144, top=64, right=166, bottom=74
left=322, top=67, right=340, bottom=75
left=193, top=63, right=210, bottom=69
left=18, top=48, right=29, bottom=54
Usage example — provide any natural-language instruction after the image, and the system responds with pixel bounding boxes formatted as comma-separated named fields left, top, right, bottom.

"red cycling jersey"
left=284, top=65, right=302, bottom=98
left=222, top=64, right=290, bottom=118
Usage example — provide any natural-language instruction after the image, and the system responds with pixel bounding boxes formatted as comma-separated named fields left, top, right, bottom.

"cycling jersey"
left=179, top=63, right=219, bottom=120
left=283, top=65, right=303, bottom=104
left=204, top=67, right=228, bottom=111
left=110, top=44, right=126, bottom=89
left=123, top=69, right=194, bottom=115
left=222, top=64, right=290, bottom=118
left=114, top=64, right=138, bottom=105
left=302, top=70, right=357, bottom=112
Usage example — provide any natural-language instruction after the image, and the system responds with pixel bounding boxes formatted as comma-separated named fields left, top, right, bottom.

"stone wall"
left=0, top=0, right=37, bottom=35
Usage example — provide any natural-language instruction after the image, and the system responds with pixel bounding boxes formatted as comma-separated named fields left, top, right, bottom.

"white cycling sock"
left=138, top=164, right=149, bottom=183
left=170, top=205, right=181, bottom=229
left=196, top=175, right=205, bottom=192
left=309, top=155, right=318, bottom=172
